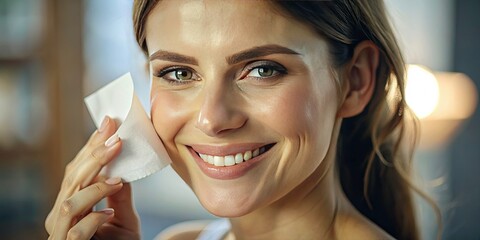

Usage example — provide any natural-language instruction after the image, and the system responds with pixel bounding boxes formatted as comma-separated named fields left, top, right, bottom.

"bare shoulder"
left=334, top=213, right=395, bottom=240
left=154, top=220, right=213, bottom=240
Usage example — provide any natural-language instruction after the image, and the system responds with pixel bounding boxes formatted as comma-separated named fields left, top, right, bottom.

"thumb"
left=107, top=183, right=140, bottom=233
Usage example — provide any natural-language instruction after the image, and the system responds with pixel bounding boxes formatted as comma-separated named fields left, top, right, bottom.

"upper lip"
left=188, top=143, right=275, bottom=156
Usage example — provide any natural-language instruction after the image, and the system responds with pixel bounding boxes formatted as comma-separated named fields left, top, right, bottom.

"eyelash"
left=241, top=61, right=287, bottom=81
left=153, top=61, right=288, bottom=85
left=153, top=65, right=199, bottom=85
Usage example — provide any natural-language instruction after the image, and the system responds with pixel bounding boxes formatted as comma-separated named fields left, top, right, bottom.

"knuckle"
left=62, top=173, right=80, bottom=191
left=60, top=199, right=75, bottom=217
left=45, top=212, right=53, bottom=233
left=92, top=183, right=106, bottom=196
left=63, top=165, right=80, bottom=189
left=67, top=228, right=83, bottom=240
left=65, top=162, right=73, bottom=172
left=89, top=147, right=105, bottom=163
left=63, top=174, right=75, bottom=188
left=65, top=160, right=77, bottom=174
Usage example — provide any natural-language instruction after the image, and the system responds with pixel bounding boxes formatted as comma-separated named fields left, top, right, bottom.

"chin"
left=202, top=201, right=253, bottom=218
left=193, top=184, right=260, bottom=218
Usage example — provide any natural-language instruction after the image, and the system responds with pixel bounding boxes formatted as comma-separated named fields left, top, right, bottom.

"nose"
left=195, top=86, right=247, bottom=137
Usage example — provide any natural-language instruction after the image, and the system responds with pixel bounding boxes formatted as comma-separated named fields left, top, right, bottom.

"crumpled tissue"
left=84, top=73, right=171, bottom=182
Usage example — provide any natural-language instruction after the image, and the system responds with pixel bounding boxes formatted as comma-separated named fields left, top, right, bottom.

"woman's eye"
left=155, top=67, right=199, bottom=84
left=164, top=69, right=194, bottom=81
left=173, top=69, right=193, bottom=80
left=243, top=62, right=287, bottom=80
left=247, top=67, right=276, bottom=78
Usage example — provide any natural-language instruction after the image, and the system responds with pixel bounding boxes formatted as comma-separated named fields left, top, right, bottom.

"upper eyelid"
left=153, top=60, right=286, bottom=78
left=241, top=62, right=287, bottom=80
left=243, top=60, right=287, bottom=72
left=155, top=65, right=198, bottom=78
left=245, top=59, right=284, bottom=67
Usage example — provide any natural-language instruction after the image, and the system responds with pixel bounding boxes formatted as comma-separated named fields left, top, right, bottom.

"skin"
left=45, top=117, right=140, bottom=239
left=45, top=0, right=392, bottom=239
left=147, top=0, right=390, bottom=239
left=148, top=0, right=338, bottom=219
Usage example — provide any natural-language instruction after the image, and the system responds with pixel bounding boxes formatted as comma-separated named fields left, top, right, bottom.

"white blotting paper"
left=84, top=73, right=171, bottom=182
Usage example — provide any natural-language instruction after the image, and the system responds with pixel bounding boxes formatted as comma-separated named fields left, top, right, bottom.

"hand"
left=45, top=116, right=140, bottom=240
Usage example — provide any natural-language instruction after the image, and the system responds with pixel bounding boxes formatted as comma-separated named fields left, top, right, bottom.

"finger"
left=46, top=116, right=120, bottom=235
left=67, top=208, right=114, bottom=240
left=67, top=135, right=121, bottom=193
left=52, top=138, right=121, bottom=214
left=87, top=116, right=118, bottom=147
left=45, top=209, right=54, bottom=235
left=107, top=183, right=140, bottom=233
left=76, top=136, right=122, bottom=189
left=72, top=116, right=118, bottom=166
left=51, top=178, right=123, bottom=240
left=60, top=116, right=118, bottom=187
left=47, top=136, right=122, bottom=234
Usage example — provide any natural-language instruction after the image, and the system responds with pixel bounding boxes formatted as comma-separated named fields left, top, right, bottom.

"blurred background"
left=0, top=0, right=478, bottom=239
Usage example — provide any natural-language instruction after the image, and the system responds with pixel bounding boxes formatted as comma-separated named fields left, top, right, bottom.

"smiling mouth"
left=192, top=143, right=275, bottom=167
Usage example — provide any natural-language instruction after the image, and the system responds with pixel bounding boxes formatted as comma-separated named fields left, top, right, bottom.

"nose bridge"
left=196, top=80, right=246, bottom=136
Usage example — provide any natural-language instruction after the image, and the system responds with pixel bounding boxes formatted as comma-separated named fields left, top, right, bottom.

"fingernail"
left=105, top=134, right=119, bottom=147
left=102, top=208, right=114, bottom=215
left=99, top=116, right=109, bottom=133
left=105, top=177, right=122, bottom=185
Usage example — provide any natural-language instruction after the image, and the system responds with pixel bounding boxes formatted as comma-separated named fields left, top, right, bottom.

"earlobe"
left=337, top=41, right=379, bottom=118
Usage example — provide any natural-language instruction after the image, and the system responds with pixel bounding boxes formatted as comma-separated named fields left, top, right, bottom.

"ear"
left=337, top=41, right=379, bottom=118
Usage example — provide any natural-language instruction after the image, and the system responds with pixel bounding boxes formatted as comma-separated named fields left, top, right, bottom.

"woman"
left=45, top=0, right=424, bottom=239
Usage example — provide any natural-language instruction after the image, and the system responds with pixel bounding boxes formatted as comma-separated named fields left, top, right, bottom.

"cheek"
left=150, top=88, right=192, bottom=149
left=252, top=78, right=338, bottom=203
left=260, top=81, right=337, bottom=140
left=150, top=87, right=197, bottom=182
left=264, top=76, right=338, bottom=183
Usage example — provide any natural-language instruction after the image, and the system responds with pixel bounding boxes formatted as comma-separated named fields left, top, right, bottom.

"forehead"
left=144, top=0, right=326, bottom=58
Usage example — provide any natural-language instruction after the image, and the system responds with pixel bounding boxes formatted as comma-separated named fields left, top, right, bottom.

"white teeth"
left=207, top=155, right=214, bottom=164
left=252, top=148, right=260, bottom=158
left=214, top=156, right=224, bottom=166
left=224, top=155, right=235, bottom=166
left=234, top=153, right=243, bottom=164
left=243, top=150, right=252, bottom=161
left=197, top=145, right=272, bottom=167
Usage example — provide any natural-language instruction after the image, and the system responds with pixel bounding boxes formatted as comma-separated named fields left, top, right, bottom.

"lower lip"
left=188, top=147, right=269, bottom=180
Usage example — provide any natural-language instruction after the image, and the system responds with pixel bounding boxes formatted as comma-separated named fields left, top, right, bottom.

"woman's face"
left=147, top=0, right=340, bottom=217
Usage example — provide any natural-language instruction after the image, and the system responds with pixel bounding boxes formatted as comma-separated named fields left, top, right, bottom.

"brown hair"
left=268, top=2, right=419, bottom=239
left=133, top=1, right=440, bottom=239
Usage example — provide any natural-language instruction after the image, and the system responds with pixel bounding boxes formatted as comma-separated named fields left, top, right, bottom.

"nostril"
left=195, top=95, right=248, bottom=136
left=195, top=115, right=247, bottom=137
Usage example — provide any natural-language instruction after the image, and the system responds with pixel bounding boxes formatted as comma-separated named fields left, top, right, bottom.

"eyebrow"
left=149, top=44, right=300, bottom=65
left=149, top=50, right=198, bottom=65
left=226, top=44, right=300, bottom=65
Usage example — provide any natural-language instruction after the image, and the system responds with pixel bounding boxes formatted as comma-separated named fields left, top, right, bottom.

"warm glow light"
left=430, top=72, right=478, bottom=120
left=405, top=65, right=440, bottom=119
left=404, top=66, right=478, bottom=149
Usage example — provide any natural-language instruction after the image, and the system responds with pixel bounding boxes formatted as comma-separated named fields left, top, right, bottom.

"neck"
left=228, top=120, right=347, bottom=240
